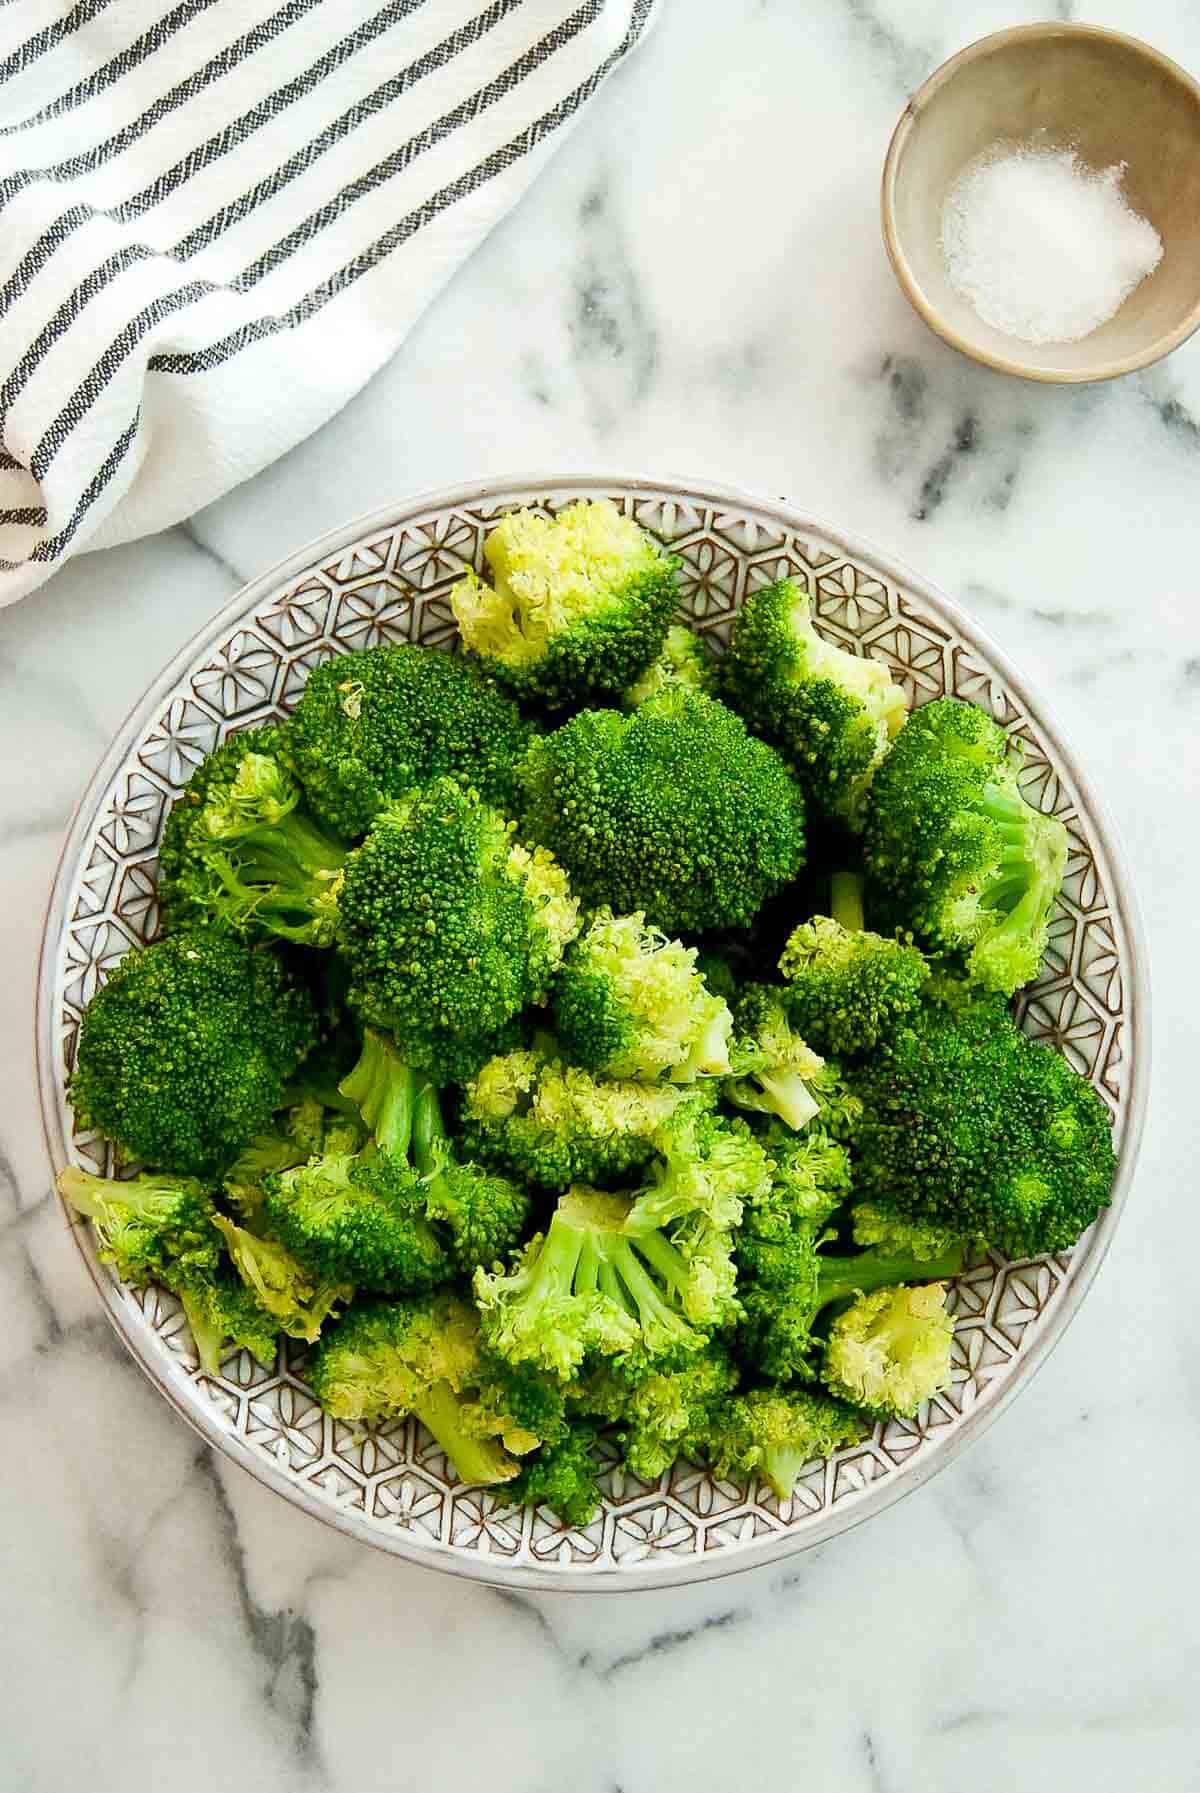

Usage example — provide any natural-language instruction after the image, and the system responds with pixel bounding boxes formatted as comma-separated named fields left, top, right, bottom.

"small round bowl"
left=882, top=24, right=1200, bottom=382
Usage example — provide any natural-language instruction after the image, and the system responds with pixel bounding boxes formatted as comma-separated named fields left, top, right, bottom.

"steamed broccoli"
left=410, top=1077, right=532, bottom=1275
left=474, top=1186, right=738, bottom=1379
left=288, top=643, right=535, bottom=838
left=68, top=931, right=317, bottom=1177
left=863, top=697, right=1068, bottom=995
left=155, top=727, right=347, bottom=946
left=851, top=996, right=1116, bottom=1257
left=211, top=1212, right=352, bottom=1342
left=309, top=1293, right=547, bottom=1485
left=509, top=1421, right=603, bottom=1527
left=778, top=873, right=930, bottom=1056
left=449, top=499, right=680, bottom=707
left=576, top=1343, right=739, bottom=1481
left=57, top=1166, right=221, bottom=1287
left=849, top=1201, right=979, bottom=1264
left=519, top=687, right=807, bottom=934
left=821, top=1282, right=956, bottom=1419
left=337, top=780, right=578, bottom=1081
left=720, top=578, right=908, bottom=824
left=723, top=984, right=828, bottom=1131
left=459, top=1047, right=713, bottom=1192
left=699, top=1388, right=865, bottom=1500
left=552, top=909, right=733, bottom=1083
left=626, top=1108, right=773, bottom=1235
left=622, top=624, right=719, bottom=708
left=179, top=1266, right=282, bottom=1376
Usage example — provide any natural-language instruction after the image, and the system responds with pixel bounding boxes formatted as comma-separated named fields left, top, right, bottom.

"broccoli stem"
left=758, top=1444, right=812, bottom=1503
left=415, top=1380, right=519, bottom=1485
left=411, top=1080, right=448, bottom=1179
left=815, top=1243, right=964, bottom=1314
left=57, top=1166, right=111, bottom=1220
left=830, top=871, right=865, bottom=932
left=179, top=1287, right=225, bottom=1377
left=339, top=1030, right=415, bottom=1157
left=757, top=1069, right=820, bottom=1131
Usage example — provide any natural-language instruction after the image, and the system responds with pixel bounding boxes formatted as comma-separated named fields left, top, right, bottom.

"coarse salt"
left=940, top=144, right=1163, bottom=345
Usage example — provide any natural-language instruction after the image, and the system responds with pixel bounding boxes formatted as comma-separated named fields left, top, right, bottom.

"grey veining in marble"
left=3, top=2, right=1199, bottom=1788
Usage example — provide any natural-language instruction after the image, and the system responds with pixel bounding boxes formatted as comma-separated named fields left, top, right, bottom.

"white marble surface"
left=3, top=2, right=1199, bottom=1787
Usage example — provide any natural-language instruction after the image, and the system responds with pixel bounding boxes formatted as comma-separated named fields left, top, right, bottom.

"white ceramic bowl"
left=38, top=474, right=1148, bottom=1589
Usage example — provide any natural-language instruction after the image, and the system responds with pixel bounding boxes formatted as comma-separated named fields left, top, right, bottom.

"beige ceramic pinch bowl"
left=882, top=23, right=1200, bottom=382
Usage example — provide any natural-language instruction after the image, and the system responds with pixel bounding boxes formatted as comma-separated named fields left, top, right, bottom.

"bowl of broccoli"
left=38, top=475, right=1147, bottom=1589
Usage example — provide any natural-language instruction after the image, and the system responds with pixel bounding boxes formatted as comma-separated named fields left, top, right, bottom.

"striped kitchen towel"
left=0, top=0, right=658, bottom=605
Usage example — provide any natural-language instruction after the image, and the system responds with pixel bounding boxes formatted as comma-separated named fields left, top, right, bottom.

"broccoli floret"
left=410, top=1077, right=531, bottom=1275
left=474, top=1186, right=737, bottom=1380
left=553, top=909, right=733, bottom=1082
left=178, top=1265, right=282, bottom=1376
left=751, top=1126, right=854, bottom=1234
left=459, top=1047, right=713, bottom=1192
left=622, top=624, right=719, bottom=708
left=863, top=697, right=1068, bottom=995
left=822, top=1282, right=956, bottom=1419
left=337, top=780, right=578, bottom=1081
left=57, top=1166, right=221, bottom=1287
left=698, top=1388, right=865, bottom=1500
left=626, top=1108, right=773, bottom=1234
left=517, top=687, right=807, bottom=934
left=288, top=643, right=535, bottom=838
left=309, top=1293, right=544, bottom=1485
left=577, top=1343, right=740, bottom=1482
left=211, top=1213, right=352, bottom=1342
left=509, top=1421, right=602, bottom=1527
left=849, top=1200, right=979, bottom=1263
left=778, top=873, right=930, bottom=1056
left=851, top=996, right=1116, bottom=1257
left=723, top=984, right=829, bottom=1131
left=68, top=931, right=317, bottom=1178
left=720, top=577, right=908, bottom=824
left=157, top=727, right=347, bottom=946
left=449, top=499, right=680, bottom=707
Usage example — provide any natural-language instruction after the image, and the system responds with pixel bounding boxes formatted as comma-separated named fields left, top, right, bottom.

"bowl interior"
left=886, top=26, right=1200, bottom=379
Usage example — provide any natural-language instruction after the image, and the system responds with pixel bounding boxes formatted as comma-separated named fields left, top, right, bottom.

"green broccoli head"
left=288, top=643, right=535, bottom=839
left=178, top=1265, right=282, bottom=1376
left=474, top=1185, right=737, bottom=1381
left=849, top=1200, right=980, bottom=1263
left=821, top=1282, right=956, bottom=1420
left=337, top=781, right=579, bottom=1081
left=778, top=894, right=930, bottom=1058
left=211, top=1212, right=353, bottom=1342
left=263, top=1149, right=451, bottom=1295
left=459, top=1047, right=713, bottom=1192
left=517, top=687, right=807, bottom=935
left=309, top=1293, right=542, bottom=1486
left=57, top=1166, right=221, bottom=1287
left=508, top=1421, right=602, bottom=1528
left=68, top=932, right=318, bottom=1178
left=720, top=578, right=908, bottom=824
left=749, top=1126, right=854, bottom=1235
left=553, top=909, right=733, bottom=1083
left=851, top=996, right=1116, bottom=1258
left=157, top=726, right=347, bottom=946
left=409, top=1077, right=532, bottom=1275
left=576, top=1342, right=740, bottom=1482
left=699, top=1388, right=865, bottom=1501
left=621, top=623, right=719, bottom=709
left=724, top=984, right=828, bottom=1131
left=450, top=499, right=680, bottom=708
left=863, top=697, right=1068, bottom=995
left=625, top=1108, right=774, bottom=1235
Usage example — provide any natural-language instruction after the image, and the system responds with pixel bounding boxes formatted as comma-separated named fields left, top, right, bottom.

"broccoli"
left=552, top=909, right=733, bottom=1083
left=851, top=996, right=1116, bottom=1257
left=821, top=1282, right=956, bottom=1420
left=723, top=984, right=828, bottom=1131
left=211, top=1213, right=352, bottom=1342
left=68, top=931, right=317, bottom=1178
left=517, top=687, right=807, bottom=935
left=576, top=1343, right=739, bottom=1481
left=410, top=1076, right=532, bottom=1275
left=337, top=780, right=578, bottom=1081
left=698, top=1388, right=865, bottom=1500
left=308, top=1293, right=546, bottom=1485
left=863, top=697, right=1068, bottom=995
left=156, top=727, right=347, bottom=946
left=509, top=1421, right=602, bottom=1527
left=178, top=1266, right=282, bottom=1376
left=449, top=499, right=680, bottom=707
left=57, top=1166, right=221, bottom=1287
left=777, top=872, right=930, bottom=1056
left=719, top=577, right=908, bottom=823
left=288, top=643, right=535, bottom=838
left=474, top=1186, right=738, bottom=1380
left=752, top=1126, right=854, bottom=1233
left=849, top=1200, right=979, bottom=1263
left=626, top=1108, right=773, bottom=1235
left=459, top=1047, right=712, bottom=1192
left=622, top=623, right=719, bottom=708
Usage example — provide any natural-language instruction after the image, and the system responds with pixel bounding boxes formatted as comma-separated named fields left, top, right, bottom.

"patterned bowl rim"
left=35, top=470, right=1150, bottom=1592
